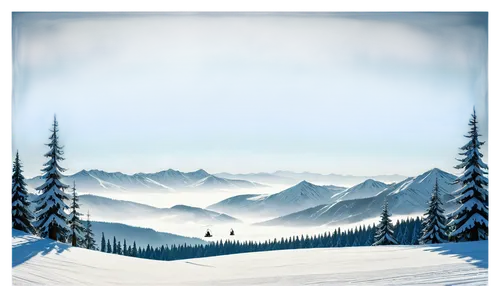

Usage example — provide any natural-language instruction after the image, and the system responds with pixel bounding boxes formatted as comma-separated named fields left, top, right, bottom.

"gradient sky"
left=12, top=12, right=488, bottom=178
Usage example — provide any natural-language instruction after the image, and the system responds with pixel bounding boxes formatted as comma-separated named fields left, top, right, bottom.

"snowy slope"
left=207, top=181, right=346, bottom=217
left=12, top=229, right=488, bottom=285
left=191, top=175, right=263, bottom=189
left=260, top=168, right=460, bottom=226
left=25, top=169, right=265, bottom=192
left=335, top=179, right=388, bottom=201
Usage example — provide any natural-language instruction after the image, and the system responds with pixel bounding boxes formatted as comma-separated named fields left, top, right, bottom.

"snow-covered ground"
left=12, top=230, right=488, bottom=285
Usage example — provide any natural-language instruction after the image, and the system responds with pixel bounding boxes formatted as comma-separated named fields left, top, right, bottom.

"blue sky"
left=12, top=12, right=488, bottom=178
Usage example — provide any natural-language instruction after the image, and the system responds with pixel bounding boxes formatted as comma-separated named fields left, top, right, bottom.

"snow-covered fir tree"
left=12, top=151, right=36, bottom=234
left=420, top=179, right=448, bottom=244
left=372, top=200, right=398, bottom=246
left=68, top=181, right=85, bottom=246
left=33, top=116, right=70, bottom=242
left=448, top=108, right=488, bottom=241
left=84, top=211, right=97, bottom=250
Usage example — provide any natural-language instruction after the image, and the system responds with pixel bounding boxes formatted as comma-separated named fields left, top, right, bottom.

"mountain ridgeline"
left=207, top=181, right=347, bottom=217
left=215, top=171, right=406, bottom=187
left=257, top=168, right=459, bottom=226
left=25, top=169, right=266, bottom=192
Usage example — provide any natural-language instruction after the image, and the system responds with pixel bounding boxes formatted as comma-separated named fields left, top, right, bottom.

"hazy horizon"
left=22, top=163, right=447, bottom=180
left=12, top=12, right=488, bottom=178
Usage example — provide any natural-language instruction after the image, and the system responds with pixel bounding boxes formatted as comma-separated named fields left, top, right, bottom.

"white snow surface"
left=13, top=230, right=488, bottom=285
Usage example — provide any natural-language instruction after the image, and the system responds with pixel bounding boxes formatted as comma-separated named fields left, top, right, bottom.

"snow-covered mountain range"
left=25, top=169, right=266, bottom=192
left=215, top=171, right=406, bottom=187
left=207, top=181, right=347, bottom=217
left=77, top=194, right=240, bottom=225
left=26, top=193, right=239, bottom=226
left=258, top=168, right=459, bottom=226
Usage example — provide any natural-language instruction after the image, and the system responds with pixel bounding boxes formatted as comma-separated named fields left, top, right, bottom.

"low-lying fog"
left=72, top=183, right=422, bottom=242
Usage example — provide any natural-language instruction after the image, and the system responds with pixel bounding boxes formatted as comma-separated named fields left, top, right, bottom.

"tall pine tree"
left=101, top=233, right=106, bottom=252
left=123, top=239, right=128, bottom=256
left=84, top=211, right=97, bottom=249
left=107, top=239, right=112, bottom=253
left=448, top=108, right=488, bottom=241
left=113, top=236, right=117, bottom=253
left=12, top=151, right=36, bottom=234
left=420, top=179, right=448, bottom=244
left=68, top=181, right=85, bottom=246
left=33, top=116, right=70, bottom=242
left=372, top=200, right=398, bottom=246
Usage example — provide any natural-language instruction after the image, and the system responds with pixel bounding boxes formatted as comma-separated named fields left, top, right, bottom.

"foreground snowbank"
left=12, top=229, right=487, bottom=285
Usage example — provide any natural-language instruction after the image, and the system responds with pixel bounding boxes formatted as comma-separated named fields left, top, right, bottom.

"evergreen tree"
left=395, top=226, right=403, bottom=243
left=33, top=116, right=70, bottom=242
left=400, top=225, right=409, bottom=245
left=117, top=241, right=122, bottom=255
left=352, top=236, right=359, bottom=247
left=448, top=108, right=488, bottom=241
left=113, top=236, right=117, bottom=253
left=12, top=151, right=35, bottom=234
left=123, top=239, right=128, bottom=256
left=101, top=233, right=106, bottom=252
left=84, top=211, right=96, bottom=249
left=420, top=179, right=448, bottom=244
left=68, top=181, right=85, bottom=246
left=132, top=241, right=138, bottom=257
left=411, top=220, right=421, bottom=245
left=373, top=200, right=398, bottom=246
left=364, top=230, right=374, bottom=246
left=107, top=239, right=112, bottom=253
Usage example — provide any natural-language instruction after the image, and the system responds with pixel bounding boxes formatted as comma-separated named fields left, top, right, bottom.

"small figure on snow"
left=229, top=228, right=235, bottom=236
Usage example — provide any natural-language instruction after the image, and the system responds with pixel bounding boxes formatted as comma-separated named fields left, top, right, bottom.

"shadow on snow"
left=423, top=240, right=488, bottom=269
left=12, top=230, right=70, bottom=268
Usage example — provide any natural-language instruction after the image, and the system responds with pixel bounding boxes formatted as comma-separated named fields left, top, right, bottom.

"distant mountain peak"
left=359, top=178, right=386, bottom=187
left=73, top=169, right=90, bottom=176
left=429, top=167, right=443, bottom=173
left=191, top=169, right=210, bottom=176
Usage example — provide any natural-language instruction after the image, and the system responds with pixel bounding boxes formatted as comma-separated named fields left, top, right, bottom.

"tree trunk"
left=72, top=233, right=77, bottom=246
left=48, top=224, right=57, bottom=241
left=470, top=226, right=479, bottom=241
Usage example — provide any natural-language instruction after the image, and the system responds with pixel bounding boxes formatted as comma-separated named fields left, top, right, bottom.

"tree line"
left=98, top=217, right=422, bottom=261
left=12, top=108, right=488, bottom=261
